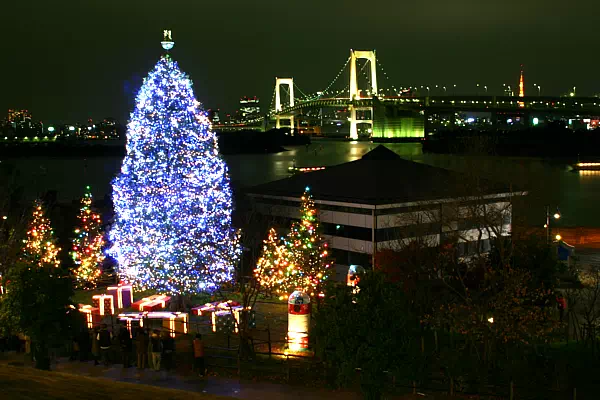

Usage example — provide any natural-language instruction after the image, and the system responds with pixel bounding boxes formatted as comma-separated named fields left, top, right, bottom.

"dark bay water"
left=4, top=139, right=599, bottom=227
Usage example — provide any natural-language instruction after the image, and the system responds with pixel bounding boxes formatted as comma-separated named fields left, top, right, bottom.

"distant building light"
left=48, top=126, right=55, bottom=132
left=467, top=117, right=475, bottom=123
left=533, top=117, right=539, bottom=126
left=87, top=126, right=92, bottom=131
left=68, top=126, right=75, bottom=131
left=507, top=118, right=513, bottom=124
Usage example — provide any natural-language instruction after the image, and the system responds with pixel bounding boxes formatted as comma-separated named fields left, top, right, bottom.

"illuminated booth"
left=347, top=265, right=365, bottom=287
left=288, top=291, right=311, bottom=351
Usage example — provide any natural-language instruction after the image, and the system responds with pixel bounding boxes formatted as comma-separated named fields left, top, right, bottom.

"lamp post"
left=534, top=84, right=541, bottom=96
left=544, top=206, right=561, bottom=244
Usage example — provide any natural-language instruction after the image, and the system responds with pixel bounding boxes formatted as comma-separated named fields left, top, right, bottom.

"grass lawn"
left=0, top=364, right=232, bottom=400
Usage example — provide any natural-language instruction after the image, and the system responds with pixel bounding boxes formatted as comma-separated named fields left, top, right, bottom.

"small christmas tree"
left=282, top=187, right=331, bottom=297
left=71, top=186, right=105, bottom=289
left=22, top=200, right=60, bottom=268
left=254, top=228, right=293, bottom=297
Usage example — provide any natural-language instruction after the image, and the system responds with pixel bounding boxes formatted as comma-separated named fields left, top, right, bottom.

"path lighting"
left=487, top=317, right=494, bottom=324
left=545, top=206, right=561, bottom=244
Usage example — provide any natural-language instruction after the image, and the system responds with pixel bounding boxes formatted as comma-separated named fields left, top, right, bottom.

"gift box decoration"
left=107, top=284, right=134, bottom=309
left=214, top=310, right=236, bottom=334
left=160, top=312, right=189, bottom=337
left=133, top=294, right=171, bottom=311
left=92, top=294, right=115, bottom=315
left=79, top=304, right=101, bottom=329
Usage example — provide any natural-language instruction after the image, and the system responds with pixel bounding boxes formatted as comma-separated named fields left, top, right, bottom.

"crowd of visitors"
left=66, top=323, right=202, bottom=373
left=1, top=322, right=207, bottom=377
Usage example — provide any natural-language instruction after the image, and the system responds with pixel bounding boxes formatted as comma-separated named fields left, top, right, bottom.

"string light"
left=22, top=200, right=61, bottom=268
left=108, top=53, right=241, bottom=295
left=71, top=186, right=105, bottom=288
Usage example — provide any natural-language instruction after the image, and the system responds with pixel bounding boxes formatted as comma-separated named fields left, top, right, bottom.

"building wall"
left=250, top=195, right=512, bottom=263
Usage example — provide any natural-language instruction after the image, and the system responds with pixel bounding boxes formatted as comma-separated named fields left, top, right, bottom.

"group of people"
left=132, top=326, right=176, bottom=371
left=71, top=323, right=178, bottom=371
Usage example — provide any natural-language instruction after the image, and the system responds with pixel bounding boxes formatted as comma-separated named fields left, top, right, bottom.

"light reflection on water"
left=3, top=139, right=599, bottom=226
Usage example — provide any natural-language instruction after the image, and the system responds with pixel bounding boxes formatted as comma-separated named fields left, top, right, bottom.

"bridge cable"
left=376, top=57, right=401, bottom=96
left=319, top=56, right=351, bottom=99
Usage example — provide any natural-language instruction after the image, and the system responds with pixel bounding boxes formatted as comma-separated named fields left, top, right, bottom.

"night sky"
left=3, top=0, right=598, bottom=123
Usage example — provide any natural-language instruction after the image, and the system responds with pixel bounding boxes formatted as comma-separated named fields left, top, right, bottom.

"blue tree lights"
left=108, top=52, right=240, bottom=295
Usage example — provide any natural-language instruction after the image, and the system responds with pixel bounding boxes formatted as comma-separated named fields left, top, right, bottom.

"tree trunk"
left=34, top=340, right=50, bottom=370
left=170, top=295, right=191, bottom=312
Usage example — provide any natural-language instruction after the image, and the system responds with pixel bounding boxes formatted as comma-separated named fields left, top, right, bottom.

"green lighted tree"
left=71, top=186, right=105, bottom=289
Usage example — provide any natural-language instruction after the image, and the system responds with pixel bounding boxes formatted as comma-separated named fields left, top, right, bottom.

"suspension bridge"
left=214, top=50, right=600, bottom=139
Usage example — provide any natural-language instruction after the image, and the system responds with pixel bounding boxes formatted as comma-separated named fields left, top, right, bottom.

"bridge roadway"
left=274, top=95, right=600, bottom=117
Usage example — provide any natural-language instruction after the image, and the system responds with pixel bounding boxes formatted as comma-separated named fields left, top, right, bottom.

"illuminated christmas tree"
left=71, top=186, right=105, bottom=289
left=282, top=187, right=331, bottom=297
left=22, top=200, right=60, bottom=268
left=108, top=32, right=240, bottom=295
left=254, top=228, right=293, bottom=297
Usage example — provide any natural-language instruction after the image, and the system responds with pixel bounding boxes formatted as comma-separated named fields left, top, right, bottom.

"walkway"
left=0, top=353, right=359, bottom=400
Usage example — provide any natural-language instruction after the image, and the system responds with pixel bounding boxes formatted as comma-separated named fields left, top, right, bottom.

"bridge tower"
left=275, top=77, right=295, bottom=132
left=349, top=50, right=377, bottom=139
left=349, top=50, right=378, bottom=99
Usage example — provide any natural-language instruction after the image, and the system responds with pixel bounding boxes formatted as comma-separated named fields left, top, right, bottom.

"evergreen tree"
left=0, top=200, right=70, bottom=370
left=22, top=200, right=60, bottom=268
left=282, top=187, right=331, bottom=297
left=254, top=228, right=292, bottom=298
left=108, top=36, right=240, bottom=295
left=71, top=186, right=105, bottom=289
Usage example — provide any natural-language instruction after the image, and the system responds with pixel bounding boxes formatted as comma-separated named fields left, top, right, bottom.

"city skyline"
left=3, top=0, right=599, bottom=122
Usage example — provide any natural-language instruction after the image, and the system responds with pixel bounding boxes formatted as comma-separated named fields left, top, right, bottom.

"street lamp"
left=476, top=83, right=480, bottom=95
left=545, top=206, right=561, bottom=244
left=484, top=85, right=488, bottom=94
left=443, top=86, right=447, bottom=95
